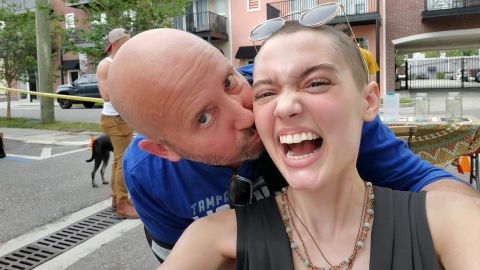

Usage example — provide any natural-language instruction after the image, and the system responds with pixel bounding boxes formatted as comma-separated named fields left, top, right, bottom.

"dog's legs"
left=91, top=158, right=102, bottom=188
left=100, top=152, right=110, bottom=185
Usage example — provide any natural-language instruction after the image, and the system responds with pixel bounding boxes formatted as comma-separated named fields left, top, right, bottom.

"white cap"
left=105, top=28, right=130, bottom=52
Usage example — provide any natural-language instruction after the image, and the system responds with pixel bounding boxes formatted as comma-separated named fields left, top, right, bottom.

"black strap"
left=253, top=151, right=287, bottom=193
left=236, top=197, right=293, bottom=270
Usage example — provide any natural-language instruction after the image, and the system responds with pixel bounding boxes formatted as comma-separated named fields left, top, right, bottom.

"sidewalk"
left=0, top=127, right=102, bottom=146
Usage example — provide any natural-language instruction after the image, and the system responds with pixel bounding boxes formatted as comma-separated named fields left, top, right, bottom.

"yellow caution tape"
left=0, top=87, right=104, bottom=104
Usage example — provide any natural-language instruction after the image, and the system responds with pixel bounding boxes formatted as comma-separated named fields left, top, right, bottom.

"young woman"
left=159, top=23, right=480, bottom=270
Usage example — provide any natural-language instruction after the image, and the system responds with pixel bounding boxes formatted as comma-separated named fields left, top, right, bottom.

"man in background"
left=96, top=28, right=137, bottom=219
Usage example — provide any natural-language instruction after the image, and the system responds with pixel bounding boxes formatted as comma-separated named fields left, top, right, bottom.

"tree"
left=446, top=49, right=479, bottom=57
left=0, top=1, right=36, bottom=119
left=64, top=0, right=190, bottom=65
left=424, top=51, right=440, bottom=58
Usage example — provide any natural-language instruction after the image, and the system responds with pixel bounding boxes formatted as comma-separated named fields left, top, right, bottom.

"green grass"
left=0, top=117, right=102, bottom=132
left=381, top=98, right=414, bottom=105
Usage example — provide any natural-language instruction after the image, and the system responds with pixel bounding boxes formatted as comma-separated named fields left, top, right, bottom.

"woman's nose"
left=274, top=92, right=302, bottom=119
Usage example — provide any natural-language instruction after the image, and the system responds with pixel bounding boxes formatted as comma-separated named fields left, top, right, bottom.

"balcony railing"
left=173, top=11, right=227, bottom=35
left=267, top=0, right=378, bottom=20
left=425, top=0, right=480, bottom=11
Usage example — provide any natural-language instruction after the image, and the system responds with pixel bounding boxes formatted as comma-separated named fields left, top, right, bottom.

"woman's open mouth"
left=279, top=132, right=323, bottom=160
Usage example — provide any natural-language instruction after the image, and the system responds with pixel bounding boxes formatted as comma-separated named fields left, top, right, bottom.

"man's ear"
left=138, top=139, right=182, bottom=162
left=362, top=81, right=380, bottom=121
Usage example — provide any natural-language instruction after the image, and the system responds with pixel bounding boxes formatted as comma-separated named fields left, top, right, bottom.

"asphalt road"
left=0, top=138, right=159, bottom=269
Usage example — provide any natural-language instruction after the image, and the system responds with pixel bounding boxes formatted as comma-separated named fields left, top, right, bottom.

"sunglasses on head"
left=249, top=2, right=369, bottom=82
left=227, top=173, right=253, bottom=207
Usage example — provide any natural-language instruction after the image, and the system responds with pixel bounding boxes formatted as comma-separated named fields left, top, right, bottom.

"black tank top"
left=236, top=186, right=440, bottom=270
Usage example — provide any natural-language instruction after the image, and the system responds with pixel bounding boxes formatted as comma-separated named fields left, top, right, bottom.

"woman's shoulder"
left=182, top=208, right=237, bottom=257
left=426, top=191, right=480, bottom=269
left=190, top=208, right=237, bottom=237
left=426, top=190, right=480, bottom=216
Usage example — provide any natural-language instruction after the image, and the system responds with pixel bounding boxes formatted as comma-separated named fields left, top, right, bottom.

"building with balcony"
left=230, top=0, right=382, bottom=84
left=172, top=0, right=231, bottom=59
left=386, top=0, right=480, bottom=91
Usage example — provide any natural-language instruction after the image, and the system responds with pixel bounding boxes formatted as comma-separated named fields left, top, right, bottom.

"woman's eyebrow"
left=299, top=63, right=338, bottom=78
left=252, top=78, right=273, bottom=89
left=252, top=63, right=338, bottom=88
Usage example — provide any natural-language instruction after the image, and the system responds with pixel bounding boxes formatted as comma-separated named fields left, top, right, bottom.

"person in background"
left=96, top=28, right=137, bottom=219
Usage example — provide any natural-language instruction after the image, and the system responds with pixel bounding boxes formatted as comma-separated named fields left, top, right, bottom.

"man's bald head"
left=108, top=28, right=263, bottom=165
left=108, top=28, right=222, bottom=143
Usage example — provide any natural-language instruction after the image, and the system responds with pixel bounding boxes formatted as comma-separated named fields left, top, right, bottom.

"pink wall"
left=230, top=0, right=279, bottom=67
left=230, top=0, right=381, bottom=71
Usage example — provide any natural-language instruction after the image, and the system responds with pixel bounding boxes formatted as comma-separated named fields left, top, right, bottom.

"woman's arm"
left=158, top=209, right=237, bottom=270
left=427, top=191, right=480, bottom=269
left=422, top=179, right=479, bottom=198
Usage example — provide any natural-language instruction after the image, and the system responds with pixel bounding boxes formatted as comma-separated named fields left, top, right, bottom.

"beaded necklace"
left=280, top=181, right=375, bottom=270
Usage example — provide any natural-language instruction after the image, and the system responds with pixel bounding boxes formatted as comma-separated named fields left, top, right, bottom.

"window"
left=356, top=37, right=369, bottom=50
left=75, top=75, right=89, bottom=84
left=68, top=71, right=79, bottom=84
left=65, top=13, right=75, bottom=29
left=355, top=3, right=366, bottom=13
left=340, top=0, right=369, bottom=15
left=216, top=0, right=227, bottom=16
left=247, top=0, right=260, bottom=12
left=290, top=0, right=316, bottom=20
left=88, top=75, right=97, bottom=83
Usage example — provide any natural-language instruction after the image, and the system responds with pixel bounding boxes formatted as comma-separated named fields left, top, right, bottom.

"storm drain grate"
left=0, top=207, right=124, bottom=270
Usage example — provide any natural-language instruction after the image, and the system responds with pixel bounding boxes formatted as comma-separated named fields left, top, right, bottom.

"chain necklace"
left=280, top=181, right=375, bottom=270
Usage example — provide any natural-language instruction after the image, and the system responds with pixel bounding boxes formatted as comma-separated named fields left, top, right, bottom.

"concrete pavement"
left=1, top=127, right=101, bottom=146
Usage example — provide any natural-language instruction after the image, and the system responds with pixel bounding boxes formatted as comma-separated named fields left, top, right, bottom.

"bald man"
left=107, top=29, right=476, bottom=263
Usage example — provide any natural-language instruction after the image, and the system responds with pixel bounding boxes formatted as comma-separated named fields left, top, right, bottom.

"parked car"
left=56, top=74, right=100, bottom=109
left=455, top=68, right=480, bottom=82
left=476, top=71, right=480, bottom=82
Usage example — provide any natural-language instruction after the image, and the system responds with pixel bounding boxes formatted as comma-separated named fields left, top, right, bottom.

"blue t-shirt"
left=123, top=135, right=264, bottom=245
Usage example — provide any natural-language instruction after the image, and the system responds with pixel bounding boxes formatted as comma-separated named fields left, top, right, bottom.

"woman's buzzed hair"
left=262, top=22, right=369, bottom=89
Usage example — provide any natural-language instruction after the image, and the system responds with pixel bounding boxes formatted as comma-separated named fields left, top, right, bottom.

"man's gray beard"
left=166, top=131, right=264, bottom=166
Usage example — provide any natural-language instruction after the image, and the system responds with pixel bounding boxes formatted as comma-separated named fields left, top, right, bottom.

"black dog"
left=86, top=135, right=113, bottom=188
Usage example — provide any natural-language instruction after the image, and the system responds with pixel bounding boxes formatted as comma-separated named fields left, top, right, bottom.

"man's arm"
left=357, top=115, right=479, bottom=197
left=96, top=60, right=110, bottom=101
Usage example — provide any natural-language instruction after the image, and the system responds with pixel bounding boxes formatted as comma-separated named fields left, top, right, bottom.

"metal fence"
left=425, top=0, right=480, bottom=11
left=398, top=56, right=480, bottom=90
left=267, top=0, right=378, bottom=20
left=173, top=11, right=227, bottom=35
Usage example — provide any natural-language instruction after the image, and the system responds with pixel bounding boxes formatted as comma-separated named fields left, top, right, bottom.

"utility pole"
left=35, top=0, right=55, bottom=123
